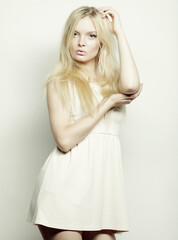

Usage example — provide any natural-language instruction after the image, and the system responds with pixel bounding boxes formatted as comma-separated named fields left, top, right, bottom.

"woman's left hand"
left=98, top=6, right=122, bottom=36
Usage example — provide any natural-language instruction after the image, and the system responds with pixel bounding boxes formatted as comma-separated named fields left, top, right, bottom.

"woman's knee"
left=83, top=230, right=116, bottom=240
left=37, top=224, right=82, bottom=240
left=52, top=230, right=82, bottom=240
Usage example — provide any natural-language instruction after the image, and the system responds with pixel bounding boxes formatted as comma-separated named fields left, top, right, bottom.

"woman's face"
left=70, top=16, right=101, bottom=64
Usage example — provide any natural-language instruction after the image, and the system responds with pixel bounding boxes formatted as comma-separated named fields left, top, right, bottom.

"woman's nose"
left=78, top=37, right=86, bottom=46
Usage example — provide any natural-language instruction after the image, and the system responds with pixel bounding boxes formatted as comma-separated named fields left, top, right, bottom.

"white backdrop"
left=1, top=0, right=177, bottom=239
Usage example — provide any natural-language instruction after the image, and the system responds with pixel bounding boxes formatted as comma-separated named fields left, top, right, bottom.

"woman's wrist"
left=105, top=95, right=114, bottom=109
left=100, top=96, right=114, bottom=112
left=114, top=25, right=124, bottom=40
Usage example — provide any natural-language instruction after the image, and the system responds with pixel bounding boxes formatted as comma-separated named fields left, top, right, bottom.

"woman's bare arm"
left=115, top=25, right=140, bottom=94
left=47, top=82, right=112, bottom=153
left=47, top=81, right=142, bottom=153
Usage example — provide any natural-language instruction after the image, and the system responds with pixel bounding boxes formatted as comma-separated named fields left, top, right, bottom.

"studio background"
left=1, top=0, right=177, bottom=239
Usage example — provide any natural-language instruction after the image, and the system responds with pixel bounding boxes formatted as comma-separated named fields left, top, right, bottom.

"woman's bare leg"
left=83, top=230, right=116, bottom=240
left=37, top=224, right=82, bottom=240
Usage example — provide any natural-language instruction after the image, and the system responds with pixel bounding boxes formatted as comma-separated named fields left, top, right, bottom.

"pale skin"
left=98, top=6, right=141, bottom=94
left=38, top=6, right=143, bottom=240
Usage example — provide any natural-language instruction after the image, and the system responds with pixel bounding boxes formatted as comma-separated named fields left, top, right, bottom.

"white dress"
left=26, top=82, right=129, bottom=235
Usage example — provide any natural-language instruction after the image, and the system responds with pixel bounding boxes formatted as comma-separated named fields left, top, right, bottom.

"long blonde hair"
left=41, top=6, right=126, bottom=121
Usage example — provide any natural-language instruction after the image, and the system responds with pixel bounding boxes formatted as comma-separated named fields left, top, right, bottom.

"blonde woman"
left=26, top=5, right=143, bottom=240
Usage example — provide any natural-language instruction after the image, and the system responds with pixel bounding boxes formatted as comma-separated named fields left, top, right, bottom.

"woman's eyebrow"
left=75, top=30, right=97, bottom=34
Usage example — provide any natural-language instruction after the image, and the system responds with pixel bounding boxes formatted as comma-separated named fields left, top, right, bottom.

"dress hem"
left=26, top=218, right=129, bottom=235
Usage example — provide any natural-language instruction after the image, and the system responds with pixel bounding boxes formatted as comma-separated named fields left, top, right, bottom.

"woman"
left=26, top=5, right=143, bottom=240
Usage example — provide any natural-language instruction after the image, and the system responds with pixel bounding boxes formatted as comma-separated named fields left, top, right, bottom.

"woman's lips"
left=76, top=50, right=86, bottom=55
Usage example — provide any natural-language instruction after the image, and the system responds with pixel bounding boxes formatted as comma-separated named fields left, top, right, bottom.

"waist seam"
left=89, top=132, right=119, bottom=137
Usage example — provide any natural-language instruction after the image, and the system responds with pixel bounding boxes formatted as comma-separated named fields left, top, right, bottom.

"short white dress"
left=26, top=81, right=129, bottom=235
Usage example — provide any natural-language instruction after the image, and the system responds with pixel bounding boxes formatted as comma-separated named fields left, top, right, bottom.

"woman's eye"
left=73, top=32, right=97, bottom=38
left=89, top=34, right=97, bottom=38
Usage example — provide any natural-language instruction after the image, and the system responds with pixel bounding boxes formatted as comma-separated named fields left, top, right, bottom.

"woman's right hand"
left=108, top=83, right=143, bottom=108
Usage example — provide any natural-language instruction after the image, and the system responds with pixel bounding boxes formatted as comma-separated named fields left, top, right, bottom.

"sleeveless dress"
left=26, top=81, right=129, bottom=235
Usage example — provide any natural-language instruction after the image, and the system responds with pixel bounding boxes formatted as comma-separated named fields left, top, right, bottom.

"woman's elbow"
left=127, top=85, right=140, bottom=94
left=56, top=137, right=71, bottom=153
left=119, top=83, right=141, bottom=95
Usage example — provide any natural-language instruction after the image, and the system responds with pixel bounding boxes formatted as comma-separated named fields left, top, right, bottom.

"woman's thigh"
left=37, top=224, right=82, bottom=240
left=82, top=230, right=116, bottom=240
